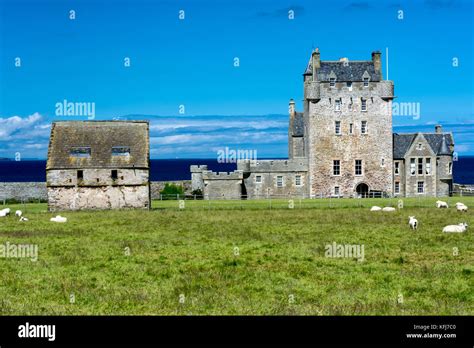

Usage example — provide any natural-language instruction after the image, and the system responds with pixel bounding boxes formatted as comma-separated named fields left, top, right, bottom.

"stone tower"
left=302, top=49, right=395, bottom=197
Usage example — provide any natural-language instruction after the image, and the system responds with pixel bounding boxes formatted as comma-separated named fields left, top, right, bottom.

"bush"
left=159, top=183, right=184, bottom=200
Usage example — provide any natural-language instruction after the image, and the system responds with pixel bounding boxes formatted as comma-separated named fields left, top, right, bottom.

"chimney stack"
left=372, top=51, right=382, bottom=79
left=312, top=48, right=320, bottom=80
left=289, top=99, right=295, bottom=117
left=435, top=125, right=442, bottom=134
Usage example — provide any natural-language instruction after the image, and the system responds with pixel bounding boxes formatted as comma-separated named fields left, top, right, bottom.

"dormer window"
left=363, top=77, right=369, bottom=87
left=70, top=146, right=91, bottom=158
left=330, top=77, right=336, bottom=88
left=112, top=146, right=130, bottom=156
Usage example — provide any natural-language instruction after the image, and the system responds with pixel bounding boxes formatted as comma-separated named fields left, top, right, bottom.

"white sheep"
left=382, top=207, right=396, bottom=212
left=436, top=200, right=449, bottom=208
left=442, top=223, right=468, bottom=233
left=15, top=210, right=22, bottom=217
left=0, top=208, right=11, bottom=217
left=19, top=216, right=28, bottom=222
left=370, top=206, right=382, bottom=211
left=455, top=203, right=468, bottom=212
left=50, top=215, right=67, bottom=223
left=408, top=216, right=418, bottom=230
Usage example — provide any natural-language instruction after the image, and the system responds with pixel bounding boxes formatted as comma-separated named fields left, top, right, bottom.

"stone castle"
left=191, top=49, right=454, bottom=199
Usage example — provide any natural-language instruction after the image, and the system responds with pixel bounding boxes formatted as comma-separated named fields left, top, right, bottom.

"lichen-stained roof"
left=393, top=133, right=454, bottom=159
left=46, top=121, right=149, bottom=170
left=304, top=60, right=381, bottom=82
left=292, top=112, right=304, bottom=136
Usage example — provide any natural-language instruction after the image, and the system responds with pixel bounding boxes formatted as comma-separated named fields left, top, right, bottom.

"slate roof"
left=46, top=121, right=149, bottom=170
left=393, top=133, right=454, bottom=159
left=304, top=60, right=381, bottom=82
left=292, top=112, right=304, bottom=136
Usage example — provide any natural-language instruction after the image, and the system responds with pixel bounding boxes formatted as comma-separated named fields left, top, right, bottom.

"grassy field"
left=0, top=197, right=473, bottom=315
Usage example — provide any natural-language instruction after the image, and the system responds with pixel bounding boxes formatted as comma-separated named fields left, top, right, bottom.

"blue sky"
left=0, top=0, right=473, bottom=159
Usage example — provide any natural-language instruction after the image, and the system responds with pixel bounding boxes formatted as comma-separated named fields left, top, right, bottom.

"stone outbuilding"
left=46, top=121, right=150, bottom=211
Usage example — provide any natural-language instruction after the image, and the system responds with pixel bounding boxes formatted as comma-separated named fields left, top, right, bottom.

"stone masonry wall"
left=0, top=182, right=47, bottom=201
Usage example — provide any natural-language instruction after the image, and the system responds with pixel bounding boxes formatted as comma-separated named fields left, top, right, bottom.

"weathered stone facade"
left=190, top=49, right=454, bottom=199
left=46, top=121, right=150, bottom=211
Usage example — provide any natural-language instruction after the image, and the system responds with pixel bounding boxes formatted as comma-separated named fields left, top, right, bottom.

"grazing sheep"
left=50, top=215, right=67, bottom=223
left=19, top=216, right=28, bottom=222
left=382, top=207, right=396, bottom=212
left=15, top=210, right=22, bottom=217
left=436, top=200, right=449, bottom=208
left=409, top=216, right=418, bottom=230
left=455, top=203, right=468, bottom=212
left=442, top=223, right=468, bottom=233
left=370, top=206, right=382, bottom=211
left=0, top=208, right=11, bottom=217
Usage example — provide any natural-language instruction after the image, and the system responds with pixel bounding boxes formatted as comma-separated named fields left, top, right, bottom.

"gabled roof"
left=46, top=121, right=149, bottom=170
left=393, top=132, right=454, bottom=159
left=304, top=60, right=381, bottom=82
left=291, top=112, right=304, bottom=136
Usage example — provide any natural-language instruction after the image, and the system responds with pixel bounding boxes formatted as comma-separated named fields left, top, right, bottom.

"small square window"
left=255, top=175, right=262, bottom=183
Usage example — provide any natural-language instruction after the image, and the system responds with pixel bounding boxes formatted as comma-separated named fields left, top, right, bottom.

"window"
left=363, top=77, right=369, bottom=87
left=335, top=99, right=341, bottom=111
left=70, top=146, right=91, bottom=158
left=381, top=158, right=385, bottom=167
left=112, top=146, right=131, bottom=156
left=349, top=123, right=353, bottom=134
left=410, top=158, right=416, bottom=175
left=361, top=121, right=368, bottom=134
left=347, top=82, right=352, bottom=91
left=394, top=182, right=400, bottom=194
left=329, top=77, right=336, bottom=88
left=295, top=175, right=302, bottom=186
left=417, top=181, right=424, bottom=194
left=334, top=186, right=340, bottom=196
left=255, top=175, right=262, bottom=183
left=355, top=159, right=362, bottom=175
left=276, top=176, right=283, bottom=187
left=77, top=170, right=83, bottom=180
left=335, top=121, right=341, bottom=135
left=448, top=162, right=452, bottom=174
left=425, top=158, right=431, bottom=175
left=394, top=162, right=400, bottom=175
left=418, top=158, right=423, bottom=175
left=361, top=99, right=367, bottom=112
left=333, top=160, right=340, bottom=175
left=417, top=143, right=423, bottom=150
left=111, top=170, right=118, bottom=180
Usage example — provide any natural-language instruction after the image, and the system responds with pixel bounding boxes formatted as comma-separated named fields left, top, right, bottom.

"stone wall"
left=0, top=182, right=47, bottom=201
left=150, top=180, right=192, bottom=198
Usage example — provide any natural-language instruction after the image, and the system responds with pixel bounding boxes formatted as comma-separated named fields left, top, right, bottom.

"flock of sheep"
left=0, top=200, right=470, bottom=234
left=370, top=200, right=469, bottom=233
left=0, top=208, right=67, bottom=223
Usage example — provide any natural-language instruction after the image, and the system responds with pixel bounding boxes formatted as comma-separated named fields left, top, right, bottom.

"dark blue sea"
left=0, top=158, right=473, bottom=184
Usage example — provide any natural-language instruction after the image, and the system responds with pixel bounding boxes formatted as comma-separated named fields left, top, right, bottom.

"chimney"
left=372, top=51, right=382, bottom=79
left=312, top=48, right=320, bottom=80
left=435, top=125, right=442, bottom=134
left=289, top=99, right=295, bottom=117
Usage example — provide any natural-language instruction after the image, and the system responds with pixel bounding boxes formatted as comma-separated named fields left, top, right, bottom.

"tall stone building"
left=46, top=121, right=150, bottom=210
left=191, top=49, right=454, bottom=198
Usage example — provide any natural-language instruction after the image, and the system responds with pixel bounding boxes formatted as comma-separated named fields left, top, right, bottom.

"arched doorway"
left=356, top=183, right=369, bottom=198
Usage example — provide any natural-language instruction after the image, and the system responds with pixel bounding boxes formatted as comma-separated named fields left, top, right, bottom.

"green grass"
left=0, top=197, right=473, bottom=315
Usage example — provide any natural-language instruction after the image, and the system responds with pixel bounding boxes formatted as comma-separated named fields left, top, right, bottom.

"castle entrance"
left=356, top=183, right=369, bottom=198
